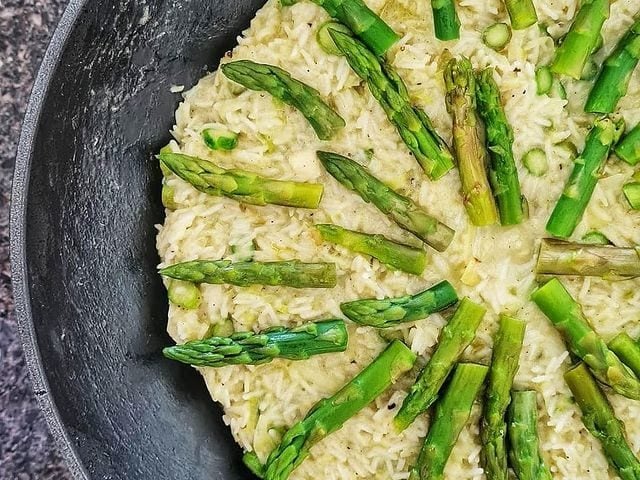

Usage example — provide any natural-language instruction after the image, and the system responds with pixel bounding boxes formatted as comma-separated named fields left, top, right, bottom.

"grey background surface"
left=1, top=0, right=71, bottom=478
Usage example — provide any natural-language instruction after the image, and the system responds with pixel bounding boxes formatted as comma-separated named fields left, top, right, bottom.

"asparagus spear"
left=158, top=153, right=324, bottom=209
left=481, top=315, right=526, bottom=480
left=163, top=320, right=348, bottom=367
left=444, top=57, right=499, bottom=226
left=221, top=61, right=345, bottom=140
left=315, top=224, right=427, bottom=275
left=504, top=0, right=538, bottom=30
left=551, top=0, right=610, bottom=80
left=565, top=363, right=640, bottom=480
left=431, top=0, right=461, bottom=41
left=476, top=68, right=526, bottom=225
left=160, top=260, right=337, bottom=289
left=585, top=18, right=640, bottom=114
left=328, top=30, right=455, bottom=180
left=318, top=151, right=455, bottom=251
left=531, top=278, right=640, bottom=400
left=536, top=239, right=640, bottom=279
left=507, top=391, right=553, bottom=480
left=546, top=116, right=625, bottom=238
left=615, top=124, right=640, bottom=166
left=609, top=333, right=640, bottom=378
left=394, top=298, right=486, bottom=431
left=263, top=340, right=417, bottom=480
left=408, top=363, right=489, bottom=480
left=340, top=280, right=458, bottom=328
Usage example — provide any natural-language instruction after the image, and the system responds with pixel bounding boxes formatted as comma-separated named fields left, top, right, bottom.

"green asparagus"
left=202, top=128, right=239, bottom=151
left=431, top=0, right=461, bottom=41
left=340, top=281, right=458, bottom=328
left=504, top=0, right=538, bottom=30
left=609, top=333, right=640, bottom=378
left=444, top=57, right=499, bottom=226
left=408, top=363, right=489, bottom=480
left=615, top=124, right=640, bottom=166
left=507, top=391, right=553, bottom=480
left=263, top=340, right=417, bottom=480
left=582, top=230, right=612, bottom=245
left=167, top=280, right=201, bottom=310
left=551, top=0, right=610, bottom=79
left=158, top=152, right=324, bottom=209
left=315, top=224, right=427, bottom=275
left=328, top=30, right=455, bottom=180
left=531, top=278, right=640, bottom=400
left=565, top=363, right=640, bottom=480
left=394, top=298, right=486, bottom=431
left=585, top=18, right=640, bottom=114
left=318, top=151, right=455, bottom=251
left=221, top=61, right=345, bottom=140
left=164, top=320, right=348, bottom=367
left=535, top=66, right=553, bottom=95
left=546, top=116, right=625, bottom=238
left=481, top=315, right=526, bottom=480
left=160, top=260, right=337, bottom=288
left=483, top=23, right=512, bottom=51
left=623, top=183, right=640, bottom=209
left=476, top=68, right=526, bottom=225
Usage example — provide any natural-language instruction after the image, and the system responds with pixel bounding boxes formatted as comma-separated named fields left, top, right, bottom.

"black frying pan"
left=10, top=0, right=266, bottom=478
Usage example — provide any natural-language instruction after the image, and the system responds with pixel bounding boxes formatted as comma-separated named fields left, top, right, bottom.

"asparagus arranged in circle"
left=551, top=0, right=610, bottom=79
left=481, top=315, right=526, bottom=480
left=609, top=333, right=640, bottom=378
left=616, top=124, right=640, bottom=166
left=503, top=0, right=538, bottom=30
left=263, top=340, right=417, bottom=480
left=160, top=260, right=337, bottom=288
left=318, top=151, right=455, bottom=251
left=565, top=363, right=640, bottom=480
left=476, top=68, right=526, bottom=225
left=158, top=153, right=324, bottom=209
left=163, top=320, right=348, bottom=367
left=221, top=60, right=345, bottom=140
left=444, top=57, right=499, bottom=226
left=507, top=391, right=553, bottom=480
left=546, top=116, right=625, bottom=238
left=531, top=278, right=640, bottom=400
left=315, top=224, right=427, bottom=275
left=395, top=298, right=486, bottom=431
left=536, top=239, right=640, bottom=279
left=328, top=29, right=455, bottom=180
left=408, top=363, right=489, bottom=480
left=585, top=17, right=640, bottom=114
left=430, top=0, right=461, bottom=41
left=340, top=280, right=458, bottom=328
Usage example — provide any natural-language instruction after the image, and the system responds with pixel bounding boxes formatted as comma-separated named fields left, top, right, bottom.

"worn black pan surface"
left=10, top=1, right=266, bottom=478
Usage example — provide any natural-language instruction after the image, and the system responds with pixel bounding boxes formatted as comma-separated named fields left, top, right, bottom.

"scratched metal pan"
left=10, top=1, right=265, bottom=478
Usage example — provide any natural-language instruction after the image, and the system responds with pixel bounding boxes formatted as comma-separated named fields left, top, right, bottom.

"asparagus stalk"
left=507, top=391, right=553, bottom=480
left=408, top=363, right=489, bottom=480
left=504, top=0, right=538, bottom=30
left=624, top=183, right=640, bottom=209
left=615, top=124, right=640, bottom=166
left=536, top=239, right=640, bottom=279
left=315, top=224, right=427, bottom=275
left=546, top=116, right=625, bottom=238
left=263, top=340, right=417, bottom=480
left=394, top=298, right=486, bottom=431
left=340, top=281, right=458, bottom=328
left=328, top=30, right=455, bottom=180
left=221, top=61, right=345, bottom=140
left=565, top=363, right=640, bottom=480
left=158, top=153, right=324, bottom=209
left=318, top=151, right=455, bottom=251
left=531, top=278, right=640, bottom=400
left=609, top=333, right=640, bottom=378
left=431, top=0, right=461, bottom=41
left=163, top=320, right=348, bottom=367
left=481, top=315, right=526, bottom=480
left=551, top=0, right=610, bottom=79
left=160, top=260, right=337, bottom=289
left=585, top=18, right=640, bottom=114
left=444, top=57, right=499, bottom=226
left=476, top=68, right=526, bottom=225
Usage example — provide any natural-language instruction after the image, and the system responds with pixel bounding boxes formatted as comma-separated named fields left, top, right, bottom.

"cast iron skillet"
left=10, top=0, right=266, bottom=478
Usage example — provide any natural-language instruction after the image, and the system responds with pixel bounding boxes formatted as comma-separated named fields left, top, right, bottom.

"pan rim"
left=9, top=0, right=90, bottom=478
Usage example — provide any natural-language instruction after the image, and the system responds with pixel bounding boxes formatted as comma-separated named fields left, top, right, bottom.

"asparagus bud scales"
left=531, top=278, right=640, bottom=400
left=263, top=340, right=416, bottom=480
left=394, top=298, right=486, bottom=431
left=317, top=151, right=455, bottom=251
left=431, top=0, right=461, bottom=41
left=565, top=363, right=640, bottom=480
left=340, top=280, right=459, bottom=328
left=609, top=333, right=640, bottom=378
left=221, top=61, right=344, bottom=140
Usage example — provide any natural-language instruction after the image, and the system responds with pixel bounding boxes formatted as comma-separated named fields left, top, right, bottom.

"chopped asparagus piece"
left=581, top=59, right=599, bottom=81
left=431, top=0, right=461, bottom=41
left=504, top=0, right=538, bottom=30
left=535, top=66, right=553, bottom=95
left=582, top=230, right=612, bottom=245
left=523, top=148, right=548, bottom=176
left=316, top=21, right=352, bottom=55
left=202, top=128, right=239, bottom=151
left=592, top=33, right=604, bottom=54
left=167, top=280, right=201, bottom=310
left=483, top=23, right=512, bottom=51
left=549, top=77, right=567, bottom=99
left=161, top=184, right=177, bottom=210
left=609, top=333, right=640, bottom=378
left=615, top=124, right=640, bottom=166
left=623, top=182, right=640, bottom=209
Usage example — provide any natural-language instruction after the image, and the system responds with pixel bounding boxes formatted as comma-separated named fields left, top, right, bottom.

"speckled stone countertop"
left=1, top=1, right=71, bottom=478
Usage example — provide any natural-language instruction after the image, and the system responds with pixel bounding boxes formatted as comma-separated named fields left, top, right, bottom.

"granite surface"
left=1, top=1, right=72, bottom=478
